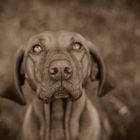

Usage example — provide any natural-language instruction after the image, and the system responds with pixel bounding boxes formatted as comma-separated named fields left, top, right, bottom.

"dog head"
left=15, top=31, right=113, bottom=104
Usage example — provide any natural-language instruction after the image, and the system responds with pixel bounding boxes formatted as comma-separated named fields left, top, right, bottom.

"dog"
left=13, top=31, right=114, bottom=140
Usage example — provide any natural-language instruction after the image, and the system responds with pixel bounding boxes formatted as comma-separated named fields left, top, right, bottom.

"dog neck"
left=42, top=93, right=86, bottom=140
left=22, top=90, right=102, bottom=140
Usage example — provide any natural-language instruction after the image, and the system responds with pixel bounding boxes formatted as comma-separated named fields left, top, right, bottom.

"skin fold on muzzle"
left=15, top=31, right=107, bottom=105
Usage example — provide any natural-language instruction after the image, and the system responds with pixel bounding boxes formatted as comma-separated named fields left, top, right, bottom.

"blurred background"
left=0, top=0, right=139, bottom=139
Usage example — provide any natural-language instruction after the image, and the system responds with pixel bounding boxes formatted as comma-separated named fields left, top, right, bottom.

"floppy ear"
left=88, top=42, right=113, bottom=97
left=14, top=47, right=26, bottom=104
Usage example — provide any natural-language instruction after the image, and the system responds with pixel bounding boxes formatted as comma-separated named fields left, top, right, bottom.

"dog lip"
left=53, top=87, right=70, bottom=99
left=69, top=93, right=82, bottom=101
left=54, top=93, right=70, bottom=99
left=39, top=96, right=52, bottom=104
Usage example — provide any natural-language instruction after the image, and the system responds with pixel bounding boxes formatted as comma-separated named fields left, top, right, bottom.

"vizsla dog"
left=14, top=31, right=112, bottom=140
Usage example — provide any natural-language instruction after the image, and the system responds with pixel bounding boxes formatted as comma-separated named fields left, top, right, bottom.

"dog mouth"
left=53, top=87, right=70, bottom=99
left=38, top=83, right=82, bottom=104
left=39, top=87, right=71, bottom=104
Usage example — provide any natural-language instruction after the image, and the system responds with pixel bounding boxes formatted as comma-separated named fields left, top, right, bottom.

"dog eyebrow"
left=70, top=36, right=81, bottom=42
left=38, top=38, right=46, bottom=44
left=30, top=36, right=53, bottom=49
left=70, top=35, right=86, bottom=45
left=33, top=33, right=53, bottom=44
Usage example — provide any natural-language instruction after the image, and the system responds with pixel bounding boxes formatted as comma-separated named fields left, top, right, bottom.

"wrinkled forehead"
left=26, top=31, right=87, bottom=50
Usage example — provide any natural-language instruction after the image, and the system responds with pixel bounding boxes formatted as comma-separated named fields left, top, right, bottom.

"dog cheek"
left=26, top=59, right=35, bottom=80
left=25, top=58, right=38, bottom=89
left=81, top=54, right=91, bottom=83
left=34, top=66, right=42, bottom=82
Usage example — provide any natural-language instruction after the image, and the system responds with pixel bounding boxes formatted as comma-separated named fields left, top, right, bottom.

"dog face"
left=15, top=31, right=109, bottom=104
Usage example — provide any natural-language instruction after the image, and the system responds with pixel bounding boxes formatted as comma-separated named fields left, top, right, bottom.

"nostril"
left=49, top=67, right=58, bottom=75
left=64, top=67, right=72, bottom=74
left=49, top=60, right=73, bottom=80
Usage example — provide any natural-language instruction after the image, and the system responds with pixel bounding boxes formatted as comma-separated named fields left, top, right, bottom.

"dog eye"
left=72, top=42, right=83, bottom=51
left=31, top=44, right=43, bottom=54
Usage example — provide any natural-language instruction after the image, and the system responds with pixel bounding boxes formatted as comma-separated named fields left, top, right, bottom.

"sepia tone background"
left=0, top=0, right=139, bottom=139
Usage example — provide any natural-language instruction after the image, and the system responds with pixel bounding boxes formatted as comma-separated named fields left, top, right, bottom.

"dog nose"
left=49, top=60, right=72, bottom=81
